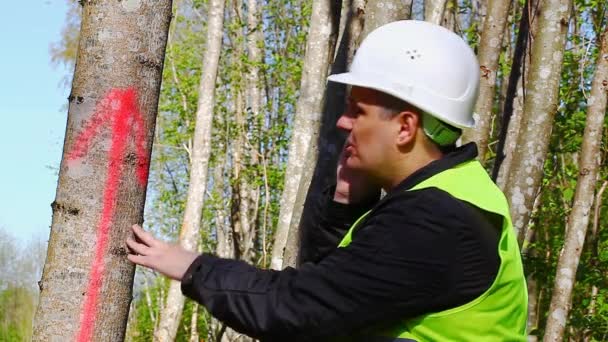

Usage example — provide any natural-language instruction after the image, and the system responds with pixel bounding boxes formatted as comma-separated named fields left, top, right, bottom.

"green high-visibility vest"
left=338, top=160, right=528, bottom=341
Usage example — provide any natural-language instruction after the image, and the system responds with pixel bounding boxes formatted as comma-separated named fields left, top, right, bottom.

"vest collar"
left=391, top=142, right=478, bottom=194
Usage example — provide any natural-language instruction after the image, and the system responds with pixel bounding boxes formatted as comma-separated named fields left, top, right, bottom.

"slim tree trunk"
left=270, top=0, right=341, bottom=270
left=361, top=0, right=413, bottom=38
left=584, top=181, right=608, bottom=341
left=495, top=0, right=539, bottom=186
left=425, top=0, right=448, bottom=24
left=32, top=2, right=172, bottom=341
left=214, top=158, right=234, bottom=259
left=502, top=0, right=571, bottom=242
left=527, top=273, right=539, bottom=342
left=543, top=22, right=608, bottom=342
left=246, top=0, right=264, bottom=263
left=189, top=303, right=199, bottom=342
left=155, top=0, right=226, bottom=340
left=285, top=0, right=414, bottom=267
left=461, top=0, right=513, bottom=161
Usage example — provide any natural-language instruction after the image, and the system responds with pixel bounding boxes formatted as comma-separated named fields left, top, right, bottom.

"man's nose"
left=336, top=114, right=353, bottom=132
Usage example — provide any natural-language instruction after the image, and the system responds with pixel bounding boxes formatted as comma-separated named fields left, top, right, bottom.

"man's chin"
left=345, top=158, right=363, bottom=170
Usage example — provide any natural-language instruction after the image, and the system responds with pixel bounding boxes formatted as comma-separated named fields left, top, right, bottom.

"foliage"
left=0, top=228, right=47, bottom=341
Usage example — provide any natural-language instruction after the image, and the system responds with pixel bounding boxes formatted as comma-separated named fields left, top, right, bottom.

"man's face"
left=336, top=87, right=400, bottom=175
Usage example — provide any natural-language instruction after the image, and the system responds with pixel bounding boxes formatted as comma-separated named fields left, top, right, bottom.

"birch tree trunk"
left=270, top=0, right=341, bottom=270
left=286, top=0, right=413, bottom=267
left=495, top=0, right=539, bottom=186
left=189, top=304, right=199, bottom=342
left=425, top=0, right=448, bottom=25
left=461, top=0, right=512, bottom=161
left=502, top=0, right=571, bottom=242
left=155, top=0, right=226, bottom=340
left=32, top=1, right=172, bottom=341
left=543, top=22, right=608, bottom=342
left=246, top=0, right=264, bottom=263
left=230, top=1, right=256, bottom=264
left=361, top=0, right=413, bottom=38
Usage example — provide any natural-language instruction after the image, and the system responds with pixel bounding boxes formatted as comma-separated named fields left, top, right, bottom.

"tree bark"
left=284, top=0, right=414, bottom=268
left=155, top=0, right=226, bottom=340
left=461, top=0, right=513, bottom=162
left=189, top=303, right=199, bottom=342
left=425, top=0, right=448, bottom=25
left=361, top=0, right=413, bottom=38
left=32, top=1, right=172, bottom=341
left=270, top=0, right=341, bottom=270
left=495, top=0, right=540, bottom=187
left=502, top=0, right=571, bottom=242
left=543, top=21, right=608, bottom=342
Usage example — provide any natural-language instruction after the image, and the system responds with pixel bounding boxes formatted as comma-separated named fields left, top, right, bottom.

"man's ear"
left=395, top=110, right=419, bottom=147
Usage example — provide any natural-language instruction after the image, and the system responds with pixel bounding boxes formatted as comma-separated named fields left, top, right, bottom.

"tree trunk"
left=284, top=0, right=414, bottom=268
left=461, top=0, right=512, bottom=161
left=527, top=274, right=539, bottom=342
left=32, top=1, right=172, bottom=341
left=502, top=0, right=571, bottom=242
left=425, top=0, right=448, bottom=25
left=543, top=22, right=608, bottom=342
left=155, top=0, right=226, bottom=340
left=270, top=0, right=341, bottom=270
left=361, top=0, right=413, bottom=38
left=246, top=0, right=264, bottom=264
left=494, top=0, right=539, bottom=186
left=189, top=303, right=199, bottom=342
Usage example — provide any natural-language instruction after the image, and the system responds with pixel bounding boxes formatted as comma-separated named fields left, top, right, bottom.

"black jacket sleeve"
left=181, top=188, right=500, bottom=341
left=299, top=185, right=380, bottom=264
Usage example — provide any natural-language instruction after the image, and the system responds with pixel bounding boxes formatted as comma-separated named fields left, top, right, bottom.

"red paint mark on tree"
left=69, top=88, right=149, bottom=342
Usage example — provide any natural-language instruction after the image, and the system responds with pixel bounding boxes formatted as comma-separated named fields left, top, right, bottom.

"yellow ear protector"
left=422, top=112, right=462, bottom=146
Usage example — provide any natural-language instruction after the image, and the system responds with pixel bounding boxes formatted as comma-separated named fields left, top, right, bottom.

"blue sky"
left=0, top=0, right=70, bottom=244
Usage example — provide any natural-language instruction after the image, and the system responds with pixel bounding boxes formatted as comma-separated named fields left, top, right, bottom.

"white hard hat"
left=328, top=20, right=480, bottom=129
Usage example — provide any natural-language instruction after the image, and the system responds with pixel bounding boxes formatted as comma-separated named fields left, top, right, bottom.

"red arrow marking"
left=68, top=88, right=149, bottom=342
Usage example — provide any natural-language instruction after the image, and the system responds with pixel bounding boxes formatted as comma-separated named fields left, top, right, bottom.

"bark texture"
left=283, top=0, right=414, bottom=268
left=461, top=0, right=513, bottom=161
left=361, top=0, right=413, bottom=38
left=270, top=0, right=341, bottom=270
left=543, top=23, right=608, bottom=342
left=32, top=1, right=172, bottom=341
left=495, top=0, right=539, bottom=187
left=155, top=0, right=225, bottom=340
left=502, top=0, right=571, bottom=241
left=425, top=0, right=448, bottom=25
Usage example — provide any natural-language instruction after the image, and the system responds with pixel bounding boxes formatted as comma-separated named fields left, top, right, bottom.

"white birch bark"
left=270, top=0, right=340, bottom=270
left=543, top=22, right=608, bottom=342
left=502, top=0, right=571, bottom=241
left=461, top=0, right=513, bottom=161
left=361, top=0, right=413, bottom=38
left=155, top=0, right=226, bottom=340
left=283, top=0, right=414, bottom=268
left=425, top=0, right=448, bottom=25
left=32, top=1, right=172, bottom=340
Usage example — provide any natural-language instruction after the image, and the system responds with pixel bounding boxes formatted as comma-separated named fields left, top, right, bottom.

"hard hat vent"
left=405, top=49, right=421, bottom=60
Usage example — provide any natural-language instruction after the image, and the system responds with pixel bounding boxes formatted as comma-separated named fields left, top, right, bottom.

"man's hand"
left=334, top=145, right=380, bottom=204
left=126, top=224, right=199, bottom=281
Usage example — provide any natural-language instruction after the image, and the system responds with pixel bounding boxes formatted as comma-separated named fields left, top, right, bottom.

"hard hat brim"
left=327, top=72, right=476, bottom=129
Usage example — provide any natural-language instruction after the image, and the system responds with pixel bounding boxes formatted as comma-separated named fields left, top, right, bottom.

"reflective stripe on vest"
left=337, top=160, right=528, bottom=341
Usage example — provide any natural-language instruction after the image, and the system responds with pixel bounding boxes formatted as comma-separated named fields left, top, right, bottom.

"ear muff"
left=422, top=112, right=461, bottom=146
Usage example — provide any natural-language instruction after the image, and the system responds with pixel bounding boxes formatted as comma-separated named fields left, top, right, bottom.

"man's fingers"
left=126, top=237, right=150, bottom=256
left=127, top=253, right=149, bottom=267
left=131, top=224, right=159, bottom=247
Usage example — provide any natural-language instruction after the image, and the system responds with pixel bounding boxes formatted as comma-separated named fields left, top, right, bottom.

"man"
left=127, top=20, right=528, bottom=341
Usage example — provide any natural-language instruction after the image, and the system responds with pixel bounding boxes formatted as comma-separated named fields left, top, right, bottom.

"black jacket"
left=181, top=143, right=502, bottom=341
